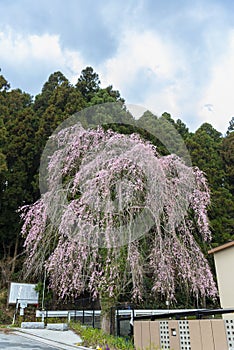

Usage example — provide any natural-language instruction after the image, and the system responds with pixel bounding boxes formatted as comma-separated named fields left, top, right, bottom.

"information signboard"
left=8, top=282, right=39, bottom=305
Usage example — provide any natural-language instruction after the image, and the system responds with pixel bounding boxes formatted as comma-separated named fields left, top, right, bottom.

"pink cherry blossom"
left=20, top=125, right=217, bottom=302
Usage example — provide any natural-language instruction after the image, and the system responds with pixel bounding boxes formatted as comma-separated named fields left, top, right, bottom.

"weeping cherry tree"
left=20, top=121, right=217, bottom=333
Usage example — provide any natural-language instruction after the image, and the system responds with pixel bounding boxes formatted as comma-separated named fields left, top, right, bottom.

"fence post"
left=82, top=299, right=85, bottom=324
left=116, top=308, right=120, bottom=336
left=129, top=308, right=134, bottom=337
left=92, top=308, right=95, bottom=328
left=44, top=304, right=48, bottom=327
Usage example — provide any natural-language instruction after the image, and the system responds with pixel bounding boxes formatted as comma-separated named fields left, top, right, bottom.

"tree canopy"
left=20, top=121, right=217, bottom=315
left=0, top=67, right=233, bottom=313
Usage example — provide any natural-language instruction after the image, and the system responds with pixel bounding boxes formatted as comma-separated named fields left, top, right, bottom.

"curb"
left=13, top=328, right=92, bottom=350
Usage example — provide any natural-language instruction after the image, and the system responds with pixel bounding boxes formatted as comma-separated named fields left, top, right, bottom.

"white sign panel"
left=8, top=282, right=39, bottom=304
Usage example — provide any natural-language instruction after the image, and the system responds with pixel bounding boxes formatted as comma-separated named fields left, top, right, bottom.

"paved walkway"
left=0, top=328, right=91, bottom=350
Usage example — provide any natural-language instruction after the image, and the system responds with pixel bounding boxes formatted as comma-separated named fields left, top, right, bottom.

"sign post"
left=8, top=282, right=39, bottom=305
left=9, top=282, right=39, bottom=324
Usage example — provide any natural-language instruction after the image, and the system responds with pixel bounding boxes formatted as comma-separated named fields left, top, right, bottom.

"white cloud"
left=0, top=30, right=57, bottom=63
left=99, top=28, right=198, bottom=125
left=0, top=20, right=232, bottom=134
left=99, top=29, right=189, bottom=117
left=98, top=24, right=233, bottom=132
left=142, top=83, right=182, bottom=118
left=0, top=29, right=85, bottom=92
left=198, top=30, right=234, bottom=132
left=100, top=29, right=183, bottom=87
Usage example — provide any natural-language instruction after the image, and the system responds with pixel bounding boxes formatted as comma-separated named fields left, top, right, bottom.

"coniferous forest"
left=0, top=67, right=233, bottom=307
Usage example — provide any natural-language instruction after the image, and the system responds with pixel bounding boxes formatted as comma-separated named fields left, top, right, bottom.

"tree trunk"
left=100, top=296, right=116, bottom=334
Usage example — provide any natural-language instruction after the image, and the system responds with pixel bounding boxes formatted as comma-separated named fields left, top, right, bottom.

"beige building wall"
left=134, top=319, right=229, bottom=350
left=209, top=242, right=234, bottom=312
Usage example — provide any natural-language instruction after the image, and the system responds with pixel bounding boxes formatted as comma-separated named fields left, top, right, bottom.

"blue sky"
left=0, top=0, right=234, bottom=133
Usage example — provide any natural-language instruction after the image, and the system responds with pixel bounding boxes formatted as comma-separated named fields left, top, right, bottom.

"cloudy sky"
left=0, top=0, right=233, bottom=133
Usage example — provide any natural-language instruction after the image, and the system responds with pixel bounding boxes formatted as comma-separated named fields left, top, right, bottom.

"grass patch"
left=70, top=322, right=135, bottom=350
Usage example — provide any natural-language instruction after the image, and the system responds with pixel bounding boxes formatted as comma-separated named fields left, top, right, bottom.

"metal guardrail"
left=35, top=308, right=203, bottom=319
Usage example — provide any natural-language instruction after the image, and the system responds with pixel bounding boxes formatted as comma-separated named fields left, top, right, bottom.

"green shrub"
left=70, top=322, right=135, bottom=350
left=0, top=310, right=12, bottom=324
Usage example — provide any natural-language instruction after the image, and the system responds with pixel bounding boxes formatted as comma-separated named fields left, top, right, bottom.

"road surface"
left=0, top=330, right=64, bottom=349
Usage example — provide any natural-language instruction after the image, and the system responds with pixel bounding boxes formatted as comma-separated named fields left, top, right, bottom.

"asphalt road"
left=0, top=331, right=59, bottom=350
